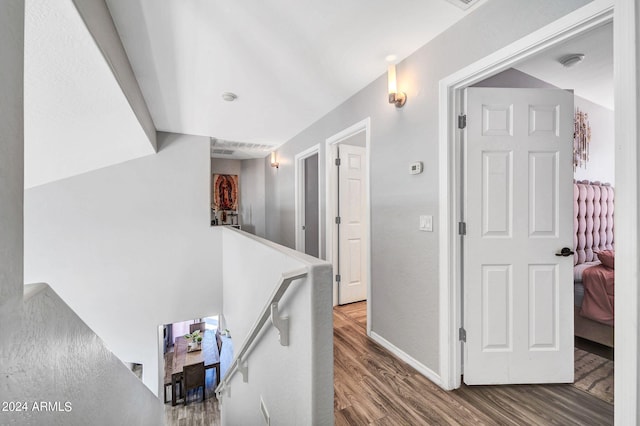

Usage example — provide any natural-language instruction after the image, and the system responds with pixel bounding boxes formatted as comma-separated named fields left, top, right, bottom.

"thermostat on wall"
left=410, top=162, right=423, bottom=175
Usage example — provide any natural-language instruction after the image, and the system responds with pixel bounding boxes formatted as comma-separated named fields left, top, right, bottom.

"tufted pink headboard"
left=574, top=180, right=614, bottom=265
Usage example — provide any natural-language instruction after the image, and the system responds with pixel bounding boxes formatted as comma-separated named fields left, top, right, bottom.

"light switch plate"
left=419, top=215, right=433, bottom=232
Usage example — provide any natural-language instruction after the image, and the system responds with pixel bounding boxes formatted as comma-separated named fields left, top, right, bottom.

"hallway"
left=334, top=302, right=613, bottom=425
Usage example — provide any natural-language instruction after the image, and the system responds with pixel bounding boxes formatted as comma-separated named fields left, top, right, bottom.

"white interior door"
left=338, top=144, right=367, bottom=304
left=463, top=87, right=574, bottom=384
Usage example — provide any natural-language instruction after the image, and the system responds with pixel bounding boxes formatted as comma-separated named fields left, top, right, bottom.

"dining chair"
left=163, top=352, right=174, bottom=404
left=189, top=322, right=206, bottom=334
left=182, top=362, right=206, bottom=405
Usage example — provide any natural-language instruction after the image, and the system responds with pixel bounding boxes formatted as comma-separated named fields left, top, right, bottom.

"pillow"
left=597, top=250, right=615, bottom=269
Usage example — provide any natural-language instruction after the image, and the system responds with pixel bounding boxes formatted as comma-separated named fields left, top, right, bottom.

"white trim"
left=437, top=0, right=614, bottom=391
left=370, top=331, right=442, bottom=388
left=325, top=118, right=372, bottom=336
left=294, top=144, right=321, bottom=256
left=614, top=0, right=638, bottom=424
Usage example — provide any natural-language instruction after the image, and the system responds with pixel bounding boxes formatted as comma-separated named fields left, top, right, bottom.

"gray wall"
left=2, top=284, right=164, bottom=425
left=24, top=132, right=223, bottom=394
left=304, top=154, right=320, bottom=257
left=0, top=0, right=24, bottom=333
left=475, top=68, right=615, bottom=184
left=265, top=0, right=592, bottom=375
left=211, top=157, right=241, bottom=176
left=240, top=158, right=267, bottom=237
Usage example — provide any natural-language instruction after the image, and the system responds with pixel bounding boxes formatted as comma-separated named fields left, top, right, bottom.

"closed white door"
left=338, top=144, right=367, bottom=304
left=464, top=87, right=574, bottom=384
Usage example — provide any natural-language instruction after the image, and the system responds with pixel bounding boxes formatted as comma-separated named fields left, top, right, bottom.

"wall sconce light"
left=270, top=152, right=279, bottom=169
left=388, top=64, right=406, bottom=108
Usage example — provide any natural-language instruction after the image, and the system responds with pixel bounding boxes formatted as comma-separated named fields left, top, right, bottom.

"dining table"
left=171, top=329, right=221, bottom=406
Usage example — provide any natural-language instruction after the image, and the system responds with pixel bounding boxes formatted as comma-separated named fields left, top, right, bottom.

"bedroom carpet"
left=574, top=348, right=614, bottom=404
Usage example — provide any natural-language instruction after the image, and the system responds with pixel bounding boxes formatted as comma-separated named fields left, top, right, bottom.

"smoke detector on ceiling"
left=444, top=0, right=482, bottom=10
left=559, top=54, right=585, bottom=68
left=222, top=92, right=238, bottom=102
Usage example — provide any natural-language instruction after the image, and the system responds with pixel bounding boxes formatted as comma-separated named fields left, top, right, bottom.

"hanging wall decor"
left=212, top=174, right=238, bottom=212
left=573, top=108, right=591, bottom=171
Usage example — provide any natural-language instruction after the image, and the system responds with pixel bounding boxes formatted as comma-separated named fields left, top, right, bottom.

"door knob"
left=555, top=247, right=574, bottom=257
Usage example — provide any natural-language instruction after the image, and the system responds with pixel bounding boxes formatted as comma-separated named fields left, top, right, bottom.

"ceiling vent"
left=444, top=0, right=482, bottom=10
left=211, top=148, right=235, bottom=155
left=210, top=137, right=277, bottom=159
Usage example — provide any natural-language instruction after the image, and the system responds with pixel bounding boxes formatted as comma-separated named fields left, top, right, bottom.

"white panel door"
left=338, top=144, right=367, bottom=304
left=464, top=88, right=574, bottom=384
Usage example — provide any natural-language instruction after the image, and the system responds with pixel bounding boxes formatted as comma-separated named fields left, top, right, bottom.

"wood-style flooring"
left=163, top=335, right=233, bottom=426
left=164, top=303, right=613, bottom=425
left=334, top=301, right=613, bottom=425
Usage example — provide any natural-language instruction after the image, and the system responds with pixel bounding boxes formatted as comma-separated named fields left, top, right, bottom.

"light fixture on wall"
left=270, top=152, right=279, bottom=169
left=387, top=63, right=407, bottom=108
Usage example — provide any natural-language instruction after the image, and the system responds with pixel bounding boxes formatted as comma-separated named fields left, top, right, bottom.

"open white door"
left=463, top=87, right=574, bottom=384
left=337, top=144, right=367, bottom=305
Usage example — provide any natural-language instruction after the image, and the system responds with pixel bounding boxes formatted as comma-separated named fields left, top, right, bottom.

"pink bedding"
left=580, top=264, right=614, bottom=326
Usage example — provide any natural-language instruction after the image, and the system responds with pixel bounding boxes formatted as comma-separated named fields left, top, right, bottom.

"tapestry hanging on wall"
left=212, top=174, right=238, bottom=211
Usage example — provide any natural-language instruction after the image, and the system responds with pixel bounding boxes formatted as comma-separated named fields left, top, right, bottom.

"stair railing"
left=215, top=267, right=308, bottom=398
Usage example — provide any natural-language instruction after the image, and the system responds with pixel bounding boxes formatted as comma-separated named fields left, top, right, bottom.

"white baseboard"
left=369, top=331, right=443, bottom=388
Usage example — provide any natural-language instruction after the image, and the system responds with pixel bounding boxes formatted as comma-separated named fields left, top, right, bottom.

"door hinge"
left=458, top=114, right=467, bottom=129
left=458, top=222, right=466, bottom=236
left=459, top=327, right=466, bottom=342
left=336, top=274, right=341, bottom=283
left=335, top=216, right=341, bottom=224
left=335, top=158, right=341, bottom=166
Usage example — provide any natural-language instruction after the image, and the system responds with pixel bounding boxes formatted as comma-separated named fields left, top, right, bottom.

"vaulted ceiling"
left=25, top=0, right=484, bottom=187
left=515, top=21, right=613, bottom=110
left=104, top=0, right=474, bottom=153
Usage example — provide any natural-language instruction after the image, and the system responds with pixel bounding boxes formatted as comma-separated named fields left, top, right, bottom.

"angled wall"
left=24, top=132, right=222, bottom=394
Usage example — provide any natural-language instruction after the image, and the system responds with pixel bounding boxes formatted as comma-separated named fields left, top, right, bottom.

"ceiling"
left=514, top=21, right=613, bottom=110
left=24, top=0, right=483, bottom=187
left=104, top=0, right=482, bottom=159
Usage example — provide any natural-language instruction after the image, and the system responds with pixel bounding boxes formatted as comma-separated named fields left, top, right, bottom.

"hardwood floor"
left=164, top=335, right=233, bottom=426
left=334, top=301, right=613, bottom=425
left=164, top=303, right=613, bottom=425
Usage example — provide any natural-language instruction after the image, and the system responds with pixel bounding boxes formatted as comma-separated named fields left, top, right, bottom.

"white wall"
left=574, top=96, right=615, bottom=184
left=24, top=132, right=223, bottom=394
left=220, top=228, right=333, bottom=425
left=240, top=158, right=267, bottom=237
left=72, top=0, right=156, bottom=150
left=264, top=0, right=592, bottom=378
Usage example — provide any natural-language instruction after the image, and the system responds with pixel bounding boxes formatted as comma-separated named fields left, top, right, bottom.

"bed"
left=573, top=180, right=614, bottom=347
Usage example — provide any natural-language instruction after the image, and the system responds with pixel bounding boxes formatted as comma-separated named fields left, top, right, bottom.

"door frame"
left=295, top=144, right=321, bottom=256
left=437, top=0, right=614, bottom=391
left=325, top=118, right=372, bottom=333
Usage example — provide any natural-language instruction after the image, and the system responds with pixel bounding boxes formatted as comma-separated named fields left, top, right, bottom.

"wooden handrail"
left=215, top=267, right=308, bottom=397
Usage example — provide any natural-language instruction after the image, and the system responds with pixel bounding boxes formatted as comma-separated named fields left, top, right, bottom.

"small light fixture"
left=270, top=152, right=279, bottom=169
left=387, top=63, right=406, bottom=108
left=559, top=53, right=585, bottom=68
